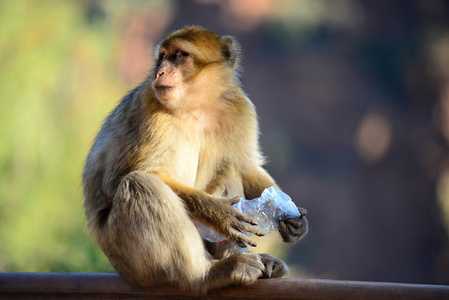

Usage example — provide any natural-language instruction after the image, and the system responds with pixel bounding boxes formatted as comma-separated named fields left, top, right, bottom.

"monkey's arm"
left=242, top=167, right=278, bottom=200
left=157, top=174, right=264, bottom=248
left=242, top=168, right=308, bottom=243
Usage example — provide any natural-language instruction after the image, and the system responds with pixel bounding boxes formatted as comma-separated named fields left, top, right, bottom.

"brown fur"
left=83, top=26, right=308, bottom=294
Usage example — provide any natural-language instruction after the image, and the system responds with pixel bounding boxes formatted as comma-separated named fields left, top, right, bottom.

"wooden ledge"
left=0, top=272, right=448, bottom=299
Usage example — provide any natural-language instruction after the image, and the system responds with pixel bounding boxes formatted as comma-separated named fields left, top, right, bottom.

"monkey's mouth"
left=155, top=86, right=173, bottom=92
left=153, top=84, right=175, bottom=102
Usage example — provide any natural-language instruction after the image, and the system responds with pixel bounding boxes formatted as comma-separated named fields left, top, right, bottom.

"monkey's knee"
left=115, top=171, right=165, bottom=201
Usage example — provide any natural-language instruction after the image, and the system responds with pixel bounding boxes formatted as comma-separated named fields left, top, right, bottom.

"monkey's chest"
left=169, top=145, right=200, bottom=188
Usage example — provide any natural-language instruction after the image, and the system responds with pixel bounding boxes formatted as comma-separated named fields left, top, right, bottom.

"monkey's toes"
left=258, top=253, right=288, bottom=278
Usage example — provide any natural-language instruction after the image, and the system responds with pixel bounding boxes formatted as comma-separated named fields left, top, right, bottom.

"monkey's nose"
left=299, top=208, right=307, bottom=217
left=155, top=71, right=164, bottom=79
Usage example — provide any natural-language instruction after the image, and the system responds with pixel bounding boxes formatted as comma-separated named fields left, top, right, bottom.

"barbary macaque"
left=83, top=26, right=308, bottom=294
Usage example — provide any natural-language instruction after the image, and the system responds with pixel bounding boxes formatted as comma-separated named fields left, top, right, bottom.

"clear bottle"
left=195, top=186, right=301, bottom=243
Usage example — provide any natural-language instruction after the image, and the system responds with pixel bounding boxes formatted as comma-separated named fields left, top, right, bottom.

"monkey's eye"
left=159, top=52, right=167, bottom=61
left=173, top=50, right=188, bottom=59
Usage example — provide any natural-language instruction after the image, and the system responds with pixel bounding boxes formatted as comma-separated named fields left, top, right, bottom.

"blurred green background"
left=1, top=0, right=449, bottom=284
left=0, top=0, right=127, bottom=272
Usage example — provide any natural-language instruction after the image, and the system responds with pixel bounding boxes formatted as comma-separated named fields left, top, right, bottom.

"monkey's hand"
left=204, top=197, right=265, bottom=248
left=278, top=207, right=308, bottom=243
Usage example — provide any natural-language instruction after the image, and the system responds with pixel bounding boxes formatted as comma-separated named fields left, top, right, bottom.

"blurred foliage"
left=0, top=0, right=129, bottom=272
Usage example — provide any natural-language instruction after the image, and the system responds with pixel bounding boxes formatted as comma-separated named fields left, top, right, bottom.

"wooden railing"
left=0, top=272, right=448, bottom=299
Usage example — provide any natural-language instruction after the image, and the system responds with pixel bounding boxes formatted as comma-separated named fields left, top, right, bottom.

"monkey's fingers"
left=222, top=196, right=240, bottom=206
left=231, top=231, right=257, bottom=248
left=279, top=219, right=300, bottom=233
left=283, top=218, right=300, bottom=230
left=233, top=209, right=258, bottom=226
left=237, top=221, right=264, bottom=237
left=229, top=196, right=241, bottom=205
left=243, top=238, right=257, bottom=248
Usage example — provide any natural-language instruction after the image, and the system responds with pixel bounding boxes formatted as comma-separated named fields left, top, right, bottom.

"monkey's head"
left=151, top=26, right=241, bottom=111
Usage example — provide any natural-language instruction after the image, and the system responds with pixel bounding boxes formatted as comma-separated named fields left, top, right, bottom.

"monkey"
left=83, top=26, right=308, bottom=294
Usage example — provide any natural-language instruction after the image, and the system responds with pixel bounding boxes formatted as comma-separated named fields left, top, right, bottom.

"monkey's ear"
left=221, top=36, right=241, bottom=69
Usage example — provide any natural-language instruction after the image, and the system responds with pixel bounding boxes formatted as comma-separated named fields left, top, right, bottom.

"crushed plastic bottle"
left=195, top=186, right=301, bottom=243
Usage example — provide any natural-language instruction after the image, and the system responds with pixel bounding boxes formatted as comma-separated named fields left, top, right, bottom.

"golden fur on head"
left=156, top=26, right=241, bottom=69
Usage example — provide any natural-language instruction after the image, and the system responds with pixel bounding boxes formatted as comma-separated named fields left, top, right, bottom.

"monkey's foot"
left=206, top=251, right=264, bottom=292
left=229, top=252, right=265, bottom=285
left=258, top=253, right=288, bottom=278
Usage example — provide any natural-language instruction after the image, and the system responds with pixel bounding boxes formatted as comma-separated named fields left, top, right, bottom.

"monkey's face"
left=152, top=44, right=195, bottom=109
left=151, top=28, right=238, bottom=112
left=152, top=44, right=230, bottom=112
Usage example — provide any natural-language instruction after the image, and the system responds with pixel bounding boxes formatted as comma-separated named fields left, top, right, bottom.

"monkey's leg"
left=105, top=171, right=264, bottom=294
left=104, top=171, right=211, bottom=291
